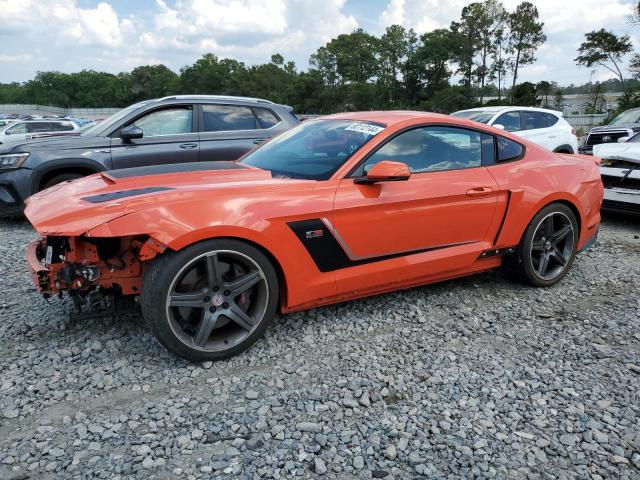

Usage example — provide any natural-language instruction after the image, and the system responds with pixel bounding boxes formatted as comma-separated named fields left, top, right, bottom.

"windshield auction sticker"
left=345, top=122, right=385, bottom=136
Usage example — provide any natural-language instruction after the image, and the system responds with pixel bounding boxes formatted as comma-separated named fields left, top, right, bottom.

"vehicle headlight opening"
left=0, top=153, right=29, bottom=170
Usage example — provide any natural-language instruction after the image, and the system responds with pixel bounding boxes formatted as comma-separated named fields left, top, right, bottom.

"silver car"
left=0, top=120, right=80, bottom=144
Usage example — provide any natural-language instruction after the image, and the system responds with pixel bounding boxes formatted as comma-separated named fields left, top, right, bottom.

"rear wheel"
left=140, top=239, right=278, bottom=362
left=513, top=203, right=578, bottom=287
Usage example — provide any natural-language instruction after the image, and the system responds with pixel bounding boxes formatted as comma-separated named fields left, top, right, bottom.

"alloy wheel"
left=165, top=250, right=268, bottom=352
left=529, top=211, right=575, bottom=281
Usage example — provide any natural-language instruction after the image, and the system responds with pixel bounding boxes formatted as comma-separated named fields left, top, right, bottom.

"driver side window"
left=356, top=126, right=487, bottom=176
left=7, top=123, right=28, bottom=134
left=129, top=107, right=193, bottom=137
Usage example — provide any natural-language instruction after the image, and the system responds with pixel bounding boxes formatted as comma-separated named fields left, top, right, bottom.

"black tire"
left=42, top=173, right=84, bottom=190
left=140, top=238, right=279, bottom=362
left=512, top=203, right=579, bottom=287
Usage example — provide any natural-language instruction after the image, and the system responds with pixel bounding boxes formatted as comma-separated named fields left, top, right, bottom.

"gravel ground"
left=0, top=214, right=639, bottom=480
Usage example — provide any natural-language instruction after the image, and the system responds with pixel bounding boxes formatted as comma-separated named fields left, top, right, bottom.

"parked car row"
left=0, top=95, right=299, bottom=215
left=0, top=96, right=635, bottom=218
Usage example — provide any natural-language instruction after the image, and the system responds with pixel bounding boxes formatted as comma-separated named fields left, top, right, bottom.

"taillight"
left=571, top=128, right=577, bottom=136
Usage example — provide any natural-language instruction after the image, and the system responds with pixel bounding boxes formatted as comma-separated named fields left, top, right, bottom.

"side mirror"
left=120, top=125, right=143, bottom=142
left=355, top=160, right=411, bottom=185
left=493, top=124, right=506, bottom=130
left=617, top=136, right=630, bottom=143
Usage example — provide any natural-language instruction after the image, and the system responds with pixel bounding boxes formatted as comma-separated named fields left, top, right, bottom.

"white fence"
left=0, top=104, right=119, bottom=120
left=563, top=113, right=608, bottom=135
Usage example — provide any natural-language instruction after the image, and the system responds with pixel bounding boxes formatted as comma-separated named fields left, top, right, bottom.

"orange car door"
left=329, top=125, right=500, bottom=294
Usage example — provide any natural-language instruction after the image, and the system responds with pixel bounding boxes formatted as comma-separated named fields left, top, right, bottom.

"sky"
left=0, top=0, right=638, bottom=86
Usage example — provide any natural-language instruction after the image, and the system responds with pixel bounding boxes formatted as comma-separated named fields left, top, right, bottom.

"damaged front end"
left=600, top=157, right=640, bottom=214
left=27, top=235, right=167, bottom=307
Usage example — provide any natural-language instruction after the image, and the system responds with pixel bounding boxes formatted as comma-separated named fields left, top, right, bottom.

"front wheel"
left=140, top=239, right=279, bottom=362
left=513, top=203, right=579, bottom=287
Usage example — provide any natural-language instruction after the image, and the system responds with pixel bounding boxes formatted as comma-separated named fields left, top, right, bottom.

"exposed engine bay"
left=27, top=235, right=167, bottom=303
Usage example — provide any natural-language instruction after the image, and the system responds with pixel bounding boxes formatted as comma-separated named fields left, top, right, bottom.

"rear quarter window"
left=497, top=137, right=524, bottom=162
left=521, top=111, right=548, bottom=130
left=203, top=105, right=259, bottom=131
left=542, top=112, right=559, bottom=127
left=254, top=108, right=280, bottom=128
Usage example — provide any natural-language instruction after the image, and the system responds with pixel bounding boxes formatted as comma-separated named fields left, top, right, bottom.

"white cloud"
left=55, top=2, right=135, bottom=47
left=1, top=0, right=638, bottom=88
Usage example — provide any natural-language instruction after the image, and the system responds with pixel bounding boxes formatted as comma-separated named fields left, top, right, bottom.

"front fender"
left=85, top=200, right=337, bottom=310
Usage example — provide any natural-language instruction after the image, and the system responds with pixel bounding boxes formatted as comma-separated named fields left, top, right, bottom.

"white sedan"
left=451, top=106, right=579, bottom=154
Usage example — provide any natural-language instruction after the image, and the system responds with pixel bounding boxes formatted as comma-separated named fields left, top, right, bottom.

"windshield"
left=241, top=119, right=385, bottom=180
left=451, top=111, right=495, bottom=124
left=609, top=109, right=640, bottom=126
left=80, top=102, right=148, bottom=136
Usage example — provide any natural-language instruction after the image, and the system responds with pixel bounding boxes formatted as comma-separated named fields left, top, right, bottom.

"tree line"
left=1, top=0, right=639, bottom=115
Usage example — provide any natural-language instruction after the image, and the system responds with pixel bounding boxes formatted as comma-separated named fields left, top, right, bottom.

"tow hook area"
left=27, top=235, right=146, bottom=296
left=59, top=264, right=101, bottom=284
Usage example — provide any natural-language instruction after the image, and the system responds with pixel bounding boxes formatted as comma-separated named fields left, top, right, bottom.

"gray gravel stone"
left=0, top=215, right=638, bottom=479
left=314, top=457, right=327, bottom=475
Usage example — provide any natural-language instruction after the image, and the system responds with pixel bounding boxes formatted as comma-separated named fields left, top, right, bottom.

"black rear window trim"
left=251, top=107, right=282, bottom=130
left=199, top=103, right=267, bottom=134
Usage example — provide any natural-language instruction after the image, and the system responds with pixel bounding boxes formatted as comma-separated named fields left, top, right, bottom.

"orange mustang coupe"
left=25, top=112, right=603, bottom=361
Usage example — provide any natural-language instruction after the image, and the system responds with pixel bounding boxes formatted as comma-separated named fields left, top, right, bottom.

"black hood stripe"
left=288, top=218, right=474, bottom=272
left=83, top=187, right=174, bottom=203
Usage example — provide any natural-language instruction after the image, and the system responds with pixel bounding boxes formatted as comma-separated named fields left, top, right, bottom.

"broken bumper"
left=26, top=240, right=54, bottom=295
left=602, top=188, right=640, bottom=215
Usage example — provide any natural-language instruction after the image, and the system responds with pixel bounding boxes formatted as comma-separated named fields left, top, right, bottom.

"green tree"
left=461, top=1, right=508, bottom=101
left=129, top=65, right=179, bottom=103
left=310, top=29, right=380, bottom=85
left=180, top=53, right=245, bottom=94
left=403, top=29, right=455, bottom=105
left=536, top=80, right=552, bottom=107
left=553, top=90, right=564, bottom=111
left=424, top=85, right=477, bottom=113
left=511, top=82, right=538, bottom=106
left=575, top=29, right=632, bottom=92
left=378, top=25, right=416, bottom=105
left=449, top=17, right=477, bottom=88
left=507, top=2, right=545, bottom=92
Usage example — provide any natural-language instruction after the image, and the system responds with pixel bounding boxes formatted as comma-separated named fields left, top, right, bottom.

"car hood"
left=590, top=123, right=638, bottom=132
left=24, top=161, right=313, bottom=236
left=593, top=143, right=640, bottom=165
left=0, top=134, right=108, bottom=153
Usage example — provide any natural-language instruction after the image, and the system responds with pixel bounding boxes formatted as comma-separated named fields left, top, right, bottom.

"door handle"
left=253, top=139, right=266, bottom=145
left=179, top=143, right=198, bottom=149
left=466, top=187, right=494, bottom=197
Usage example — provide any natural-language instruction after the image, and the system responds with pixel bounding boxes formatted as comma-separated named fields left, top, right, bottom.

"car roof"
left=455, top=106, right=563, bottom=116
left=9, top=119, right=76, bottom=123
left=321, top=110, right=451, bottom=126
left=155, top=94, right=276, bottom=105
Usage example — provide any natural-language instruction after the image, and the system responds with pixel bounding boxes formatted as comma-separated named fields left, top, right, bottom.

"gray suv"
left=0, top=95, right=299, bottom=215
